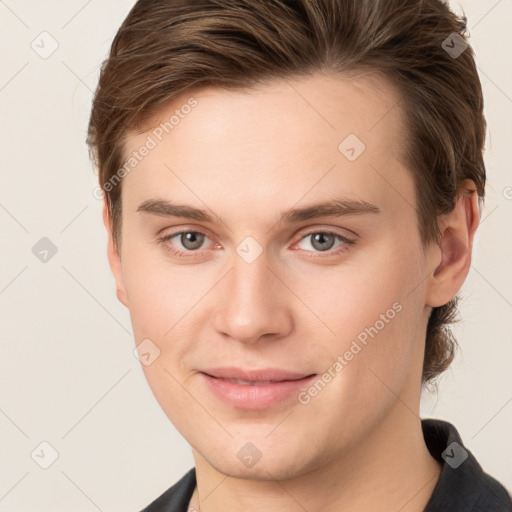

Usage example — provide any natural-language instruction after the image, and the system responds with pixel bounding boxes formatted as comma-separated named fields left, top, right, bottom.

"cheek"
left=291, top=245, right=420, bottom=339
left=290, top=239, right=425, bottom=389
left=121, top=241, right=209, bottom=340
left=286, top=261, right=423, bottom=448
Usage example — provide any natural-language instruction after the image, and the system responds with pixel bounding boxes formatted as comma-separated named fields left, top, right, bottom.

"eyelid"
left=157, top=224, right=216, bottom=240
left=292, top=225, right=357, bottom=246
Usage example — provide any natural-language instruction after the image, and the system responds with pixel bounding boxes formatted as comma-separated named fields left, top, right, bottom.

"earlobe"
left=425, top=180, right=480, bottom=307
left=102, top=201, right=129, bottom=307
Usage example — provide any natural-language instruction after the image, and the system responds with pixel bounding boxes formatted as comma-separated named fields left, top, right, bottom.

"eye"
left=157, top=228, right=355, bottom=259
left=158, top=230, right=214, bottom=257
left=295, top=231, right=354, bottom=254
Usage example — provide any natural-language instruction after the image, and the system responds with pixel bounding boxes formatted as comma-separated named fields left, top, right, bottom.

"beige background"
left=0, top=1, right=510, bottom=510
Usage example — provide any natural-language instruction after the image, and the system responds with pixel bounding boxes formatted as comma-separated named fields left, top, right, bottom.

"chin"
left=193, top=434, right=324, bottom=482
left=209, top=456, right=314, bottom=482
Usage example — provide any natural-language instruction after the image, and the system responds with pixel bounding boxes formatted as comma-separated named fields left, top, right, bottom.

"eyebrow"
left=136, top=198, right=381, bottom=225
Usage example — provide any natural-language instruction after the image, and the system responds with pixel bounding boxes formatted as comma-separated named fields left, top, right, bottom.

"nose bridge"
left=212, top=246, right=291, bottom=343
left=232, top=250, right=269, bottom=303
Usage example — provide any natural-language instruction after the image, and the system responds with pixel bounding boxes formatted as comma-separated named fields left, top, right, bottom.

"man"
left=87, top=0, right=512, bottom=510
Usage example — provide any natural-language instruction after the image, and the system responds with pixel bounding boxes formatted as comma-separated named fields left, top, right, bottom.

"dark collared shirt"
left=139, top=419, right=512, bottom=511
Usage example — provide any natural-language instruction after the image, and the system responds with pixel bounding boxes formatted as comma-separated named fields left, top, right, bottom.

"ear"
left=102, top=200, right=129, bottom=307
left=425, top=179, right=481, bottom=308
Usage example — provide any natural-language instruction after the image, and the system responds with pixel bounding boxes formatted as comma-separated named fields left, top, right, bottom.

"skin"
left=103, top=71, right=480, bottom=511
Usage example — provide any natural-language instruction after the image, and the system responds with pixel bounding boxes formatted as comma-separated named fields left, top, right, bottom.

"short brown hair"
left=87, top=0, right=486, bottom=385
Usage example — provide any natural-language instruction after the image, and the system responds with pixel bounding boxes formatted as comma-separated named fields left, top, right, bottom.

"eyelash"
left=157, top=229, right=355, bottom=259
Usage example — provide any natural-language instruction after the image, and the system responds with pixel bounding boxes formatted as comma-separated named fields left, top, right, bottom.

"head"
left=87, top=0, right=485, bottom=480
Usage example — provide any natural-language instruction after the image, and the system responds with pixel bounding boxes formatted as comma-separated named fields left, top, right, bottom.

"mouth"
left=199, top=367, right=317, bottom=409
left=213, top=378, right=290, bottom=386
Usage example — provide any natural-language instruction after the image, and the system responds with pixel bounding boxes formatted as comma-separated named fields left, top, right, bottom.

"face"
left=107, top=72, right=438, bottom=480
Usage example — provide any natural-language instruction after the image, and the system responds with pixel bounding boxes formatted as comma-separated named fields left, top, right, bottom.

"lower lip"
left=200, top=373, right=316, bottom=409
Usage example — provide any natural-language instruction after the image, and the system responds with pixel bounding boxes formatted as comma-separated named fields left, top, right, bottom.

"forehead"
left=121, top=71, right=412, bottom=222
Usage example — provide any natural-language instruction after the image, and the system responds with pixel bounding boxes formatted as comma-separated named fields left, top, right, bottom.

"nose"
left=211, top=250, right=294, bottom=345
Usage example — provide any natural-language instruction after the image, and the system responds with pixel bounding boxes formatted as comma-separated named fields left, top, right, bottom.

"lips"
left=201, top=367, right=313, bottom=383
left=199, top=367, right=316, bottom=409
